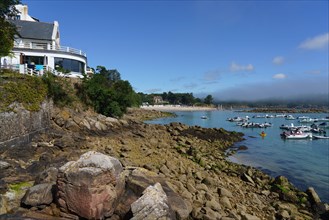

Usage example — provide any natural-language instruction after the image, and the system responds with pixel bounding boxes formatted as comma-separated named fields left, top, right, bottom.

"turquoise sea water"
left=146, top=110, right=329, bottom=203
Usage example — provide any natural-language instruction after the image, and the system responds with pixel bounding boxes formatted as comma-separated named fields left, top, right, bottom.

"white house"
left=1, top=4, right=87, bottom=76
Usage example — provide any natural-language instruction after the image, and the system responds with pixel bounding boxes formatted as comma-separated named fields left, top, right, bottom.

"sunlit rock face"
left=56, top=151, right=124, bottom=219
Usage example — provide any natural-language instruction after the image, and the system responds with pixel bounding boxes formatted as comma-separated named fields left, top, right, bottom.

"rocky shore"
left=0, top=107, right=328, bottom=219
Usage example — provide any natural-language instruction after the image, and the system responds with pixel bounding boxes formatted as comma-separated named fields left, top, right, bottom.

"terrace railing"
left=13, top=42, right=87, bottom=57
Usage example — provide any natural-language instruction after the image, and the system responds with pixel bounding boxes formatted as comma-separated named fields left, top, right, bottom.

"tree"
left=181, top=93, right=195, bottom=105
left=111, top=80, right=137, bottom=113
left=77, top=68, right=140, bottom=117
left=96, top=66, right=121, bottom=82
left=204, top=95, right=213, bottom=105
left=0, top=0, right=20, bottom=18
left=167, top=91, right=177, bottom=104
left=0, top=0, right=20, bottom=68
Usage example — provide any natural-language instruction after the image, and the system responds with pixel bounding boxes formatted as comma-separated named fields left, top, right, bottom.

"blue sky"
left=22, top=0, right=328, bottom=101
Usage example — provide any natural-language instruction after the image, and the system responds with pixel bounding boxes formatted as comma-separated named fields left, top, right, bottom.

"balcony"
left=13, top=42, right=87, bottom=57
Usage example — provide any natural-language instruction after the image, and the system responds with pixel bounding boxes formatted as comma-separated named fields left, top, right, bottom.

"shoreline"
left=142, top=108, right=329, bottom=203
left=140, top=105, right=217, bottom=111
left=1, top=107, right=328, bottom=219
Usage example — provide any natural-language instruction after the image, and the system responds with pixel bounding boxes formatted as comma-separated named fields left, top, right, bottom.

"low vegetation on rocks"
left=0, top=72, right=47, bottom=112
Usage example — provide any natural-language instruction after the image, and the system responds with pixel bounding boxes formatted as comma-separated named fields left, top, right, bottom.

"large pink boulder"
left=57, top=151, right=124, bottom=219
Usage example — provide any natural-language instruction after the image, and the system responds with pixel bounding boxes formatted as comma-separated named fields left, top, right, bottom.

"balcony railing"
left=13, top=42, right=87, bottom=57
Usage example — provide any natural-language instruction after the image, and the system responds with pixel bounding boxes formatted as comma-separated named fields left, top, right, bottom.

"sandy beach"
left=140, top=105, right=217, bottom=111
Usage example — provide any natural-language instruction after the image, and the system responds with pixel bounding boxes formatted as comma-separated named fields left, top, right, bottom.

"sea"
left=145, top=110, right=329, bottom=203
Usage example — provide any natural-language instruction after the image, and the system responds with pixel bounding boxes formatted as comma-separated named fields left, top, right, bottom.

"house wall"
left=3, top=49, right=87, bottom=73
left=0, top=101, right=52, bottom=148
left=15, top=5, right=36, bottom=22
left=16, top=38, right=53, bottom=48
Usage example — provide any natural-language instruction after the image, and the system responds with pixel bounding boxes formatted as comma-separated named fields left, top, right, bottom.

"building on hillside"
left=1, top=4, right=87, bottom=77
left=153, top=96, right=164, bottom=104
left=86, top=66, right=95, bottom=77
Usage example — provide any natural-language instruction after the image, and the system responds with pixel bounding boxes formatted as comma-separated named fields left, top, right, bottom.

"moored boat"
left=279, top=123, right=311, bottom=132
left=299, top=118, right=317, bottom=123
left=313, top=135, right=329, bottom=139
left=318, top=122, right=329, bottom=128
left=275, top=114, right=286, bottom=118
left=297, top=116, right=310, bottom=119
left=281, top=131, right=312, bottom=139
left=317, top=118, right=329, bottom=122
left=227, top=116, right=249, bottom=122
left=238, top=122, right=272, bottom=128
left=285, top=115, right=295, bottom=120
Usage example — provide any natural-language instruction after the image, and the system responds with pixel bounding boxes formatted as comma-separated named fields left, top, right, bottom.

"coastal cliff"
left=0, top=106, right=328, bottom=219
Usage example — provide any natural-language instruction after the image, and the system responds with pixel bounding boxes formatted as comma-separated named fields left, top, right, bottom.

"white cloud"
left=170, top=76, right=186, bottom=82
left=184, top=83, right=198, bottom=89
left=211, top=76, right=328, bottom=101
left=273, top=73, right=287, bottom=79
left=272, top=56, right=284, bottom=65
left=230, top=62, right=254, bottom=72
left=305, top=69, right=321, bottom=75
left=203, top=69, right=223, bottom=81
left=144, top=88, right=162, bottom=93
left=298, top=33, right=329, bottom=50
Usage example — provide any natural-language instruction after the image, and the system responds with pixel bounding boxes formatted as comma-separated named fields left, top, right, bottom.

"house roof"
left=10, top=20, right=55, bottom=41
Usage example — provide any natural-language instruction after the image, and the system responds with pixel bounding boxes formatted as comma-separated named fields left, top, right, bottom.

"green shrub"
left=76, top=72, right=140, bottom=118
left=42, top=72, right=72, bottom=106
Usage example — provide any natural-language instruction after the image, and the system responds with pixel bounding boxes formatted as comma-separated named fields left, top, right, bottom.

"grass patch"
left=0, top=71, right=76, bottom=112
left=0, top=74, right=47, bottom=112
left=9, top=181, right=33, bottom=193
left=272, top=184, right=289, bottom=193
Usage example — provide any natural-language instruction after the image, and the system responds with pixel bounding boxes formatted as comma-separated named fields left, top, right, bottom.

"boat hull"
left=281, top=133, right=312, bottom=139
left=313, top=135, right=329, bottom=139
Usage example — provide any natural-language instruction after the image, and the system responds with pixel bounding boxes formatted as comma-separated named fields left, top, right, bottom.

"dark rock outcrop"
left=21, top=183, right=54, bottom=207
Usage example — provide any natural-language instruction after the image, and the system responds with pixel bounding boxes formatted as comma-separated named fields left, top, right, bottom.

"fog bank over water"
left=209, top=77, right=329, bottom=102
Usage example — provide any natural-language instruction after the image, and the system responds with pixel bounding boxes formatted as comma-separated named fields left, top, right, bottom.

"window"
left=54, top=58, right=85, bottom=73
left=23, top=56, right=44, bottom=65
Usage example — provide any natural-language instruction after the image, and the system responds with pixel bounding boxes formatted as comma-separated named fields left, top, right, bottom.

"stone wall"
left=0, top=101, right=52, bottom=148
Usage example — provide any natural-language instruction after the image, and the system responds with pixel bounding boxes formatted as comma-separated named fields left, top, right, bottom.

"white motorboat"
left=299, top=118, right=317, bottom=123
left=279, top=123, right=311, bottom=132
left=227, top=116, right=249, bottom=122
left=317, top=118, right=329, bottom=122
left=297, top=116, right=310, bottom=119
left=275, top=114, right=286, bottom=118
left=285, top=115, right=295, bottom=120
left=313, top=135, right=329, bottom=139
left=238, top=122, right=272, bottom=128
left=281, top=131, right=312, bottom=139
left=253, top=115, right=266, bottom=118
left=280, top=124, right=293, bottom=130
